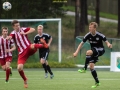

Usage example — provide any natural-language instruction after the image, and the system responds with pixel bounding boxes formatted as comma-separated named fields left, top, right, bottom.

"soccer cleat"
left=5, top=80, right=9, bottom=83
left=78, top=68, right=86, bottom=73
left=10, top=67, right=12, bottom=76
left=91, top=82, right=100, bottom=88
left=24, top=79, right=28, bottom=88
left=45, top=73, right=48, bottom=78
left=50, top=74, right=54, bottom=79
left=40, top=39, right=48, bottom=48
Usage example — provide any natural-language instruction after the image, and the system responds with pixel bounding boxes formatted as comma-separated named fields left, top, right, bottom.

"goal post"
left=0, top=18, right=62, bottom=63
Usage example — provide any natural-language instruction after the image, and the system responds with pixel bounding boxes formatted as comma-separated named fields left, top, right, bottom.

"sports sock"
left=91, top=69, right=99, bottom=83
left=42, top=63, right=47, bottom=73
left=46, top=65, right=53, bottom=75
left=34, top=44, right=43, bottom=49
left=84, top=55, right=91, bottom=70
left=6, top=68, right=10, bottom=81
left=18, top=70, right=27, bottom=81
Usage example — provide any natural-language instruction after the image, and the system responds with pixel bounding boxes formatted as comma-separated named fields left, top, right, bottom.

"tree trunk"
left=85, top=0, right=88, bottom=25
left=80, top=0, right=85, bottom=33
left=117, top=0, right=120, bottom=36
left=95, top=0, right=100, bottom=25
left=74, top=0, right=80, bottom=39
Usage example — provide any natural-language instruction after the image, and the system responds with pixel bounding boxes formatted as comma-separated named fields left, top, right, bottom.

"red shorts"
left=0, top=56, right=12, bottom=66
left=18, top=45, right=37, bottom=64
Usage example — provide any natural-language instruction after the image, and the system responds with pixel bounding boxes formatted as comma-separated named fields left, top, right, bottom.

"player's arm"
left=73, top=42, right=84, bottom=57
left=105, top=41, right=112, bottom=48
left=48, top=37, right=52, bottom=47
left=102, top=36, right=112, bottom=48
left=20, top=28, right=35, bottom=35
left=6, top=44, right=16, bottom=52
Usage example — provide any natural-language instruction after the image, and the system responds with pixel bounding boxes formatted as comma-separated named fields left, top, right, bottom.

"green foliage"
left=62, top=5, right=118, bottom=20
left=11, top=61, right=76, bottom=68
left=1, top=0, right=65, bottom=19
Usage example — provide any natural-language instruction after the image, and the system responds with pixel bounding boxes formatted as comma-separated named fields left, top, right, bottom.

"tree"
left=84, top=0, right=88, bottom=25
left=79, top=0, right=86, bottom=32
left=95, top=0, right=100, bottom=25
left=74, top=0, right=80, bottom=39
left=118, top=0, right=120, bottom=36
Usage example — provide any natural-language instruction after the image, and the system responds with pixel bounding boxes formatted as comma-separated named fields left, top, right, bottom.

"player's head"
left=89, top=22, right=98, bottom=34
left=11, top=20, right=20, bottom=31
left=37, top=25, right=43, bottom=34
left=2, top=27, right=8, bottom=37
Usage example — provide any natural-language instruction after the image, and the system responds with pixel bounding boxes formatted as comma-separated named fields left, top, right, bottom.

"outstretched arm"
left=20, top=28, right=35, bottom=35
left=73, top=42, right=84, bottom=57
left=105, top=41, right=112, bottom=48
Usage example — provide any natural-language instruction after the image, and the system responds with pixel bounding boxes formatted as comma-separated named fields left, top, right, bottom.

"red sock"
left=6, top=68, right=10, bottom=81
left=18, top=70, right=27, bottom=81
left=34, top=44, right=43, bottom=49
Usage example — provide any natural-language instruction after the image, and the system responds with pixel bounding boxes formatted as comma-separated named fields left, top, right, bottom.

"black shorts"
left=39, top=51, right=49, bottom=60
left=89, top=47, right=105, bottom=63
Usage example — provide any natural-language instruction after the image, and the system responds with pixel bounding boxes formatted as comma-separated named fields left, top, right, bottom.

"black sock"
left=46, top=65, right=53, bottom=75
left=42, top=63, right=47, bottom=73
left=84, top=55, right=91, bottom=70
left=91, top=69, right=99, bottom=83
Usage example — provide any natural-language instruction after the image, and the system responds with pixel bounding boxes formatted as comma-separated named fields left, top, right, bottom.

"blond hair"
left=2, top=27, right=8, bottom=31
left=37, top=25, right=43, bottom=29
left=89, top=22, right=98, bottom=28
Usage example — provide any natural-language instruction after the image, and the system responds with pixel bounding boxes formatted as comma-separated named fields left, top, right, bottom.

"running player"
left=34, top=25, right=54, bottom=79
left=0, top=27, right=16, bottom=83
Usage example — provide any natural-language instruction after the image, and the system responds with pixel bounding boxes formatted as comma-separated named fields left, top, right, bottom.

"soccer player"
left=73, top=22, right=112, bottom=88
left=8, top=20, right=48, bottom=88
left=0, top=27, right=16, bottom=83
left=34, top=25, right=54, bottom=79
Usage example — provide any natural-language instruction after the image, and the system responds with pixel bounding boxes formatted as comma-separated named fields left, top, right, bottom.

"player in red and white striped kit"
left=8, top=20, right=48, bottom=88
left=0, top=27, right=16, bottom=83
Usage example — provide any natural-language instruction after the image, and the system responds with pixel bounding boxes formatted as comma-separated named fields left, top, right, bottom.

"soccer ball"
left=3, top=2, right=12, bottom=11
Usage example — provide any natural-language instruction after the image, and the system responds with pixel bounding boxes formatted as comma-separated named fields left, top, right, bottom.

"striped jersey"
left=82, top=31, right=107, bottom=48
left=0, top=36, right=15, bottom=58
left=10, top=27, right=31, bottom=54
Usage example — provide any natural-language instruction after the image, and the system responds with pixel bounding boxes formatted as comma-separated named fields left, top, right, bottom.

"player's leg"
left=5, top=61, right=11, bottom=83
left=45, top=61, right=54, bottom=79
left=17, top=64, right=28, bottom=88
left=17, top=53, right=28, bottom=88
left=30, top=41, right=48, bottom=50
left=90, top=48, right=102, bottom=88
left=90, top=62, right=100, bottom=88
left=78, top=50, right=93, bottom=73
left=40, top=58, right=48, bottom=78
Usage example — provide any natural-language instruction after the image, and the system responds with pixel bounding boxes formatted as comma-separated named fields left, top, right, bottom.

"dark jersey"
left=34, top=33, right=51, bottom=52
left=82, top=31, right=107, bottom=48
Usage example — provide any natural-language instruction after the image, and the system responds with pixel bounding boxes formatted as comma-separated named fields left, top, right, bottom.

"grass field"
left=0, top=68, right=120, bottom=90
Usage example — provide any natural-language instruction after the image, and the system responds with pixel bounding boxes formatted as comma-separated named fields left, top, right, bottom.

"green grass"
left=62, top=5, right=118, bottom=20
left=0, top=69, right=120, bottom=90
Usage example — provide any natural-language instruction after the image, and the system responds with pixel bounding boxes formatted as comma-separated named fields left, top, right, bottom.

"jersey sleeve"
left=9, top=31, right=15, bottom=39
left=82, top=33, right=89, bottom=43
left=46, top=34, right=51, bottom=39
left=102, top=36, right=107, bottom=42
left=10, top=39, right=15, bottom=46
left=34, top=36, right=38, bottom=43
left=22, top=27, right=30, bottom=32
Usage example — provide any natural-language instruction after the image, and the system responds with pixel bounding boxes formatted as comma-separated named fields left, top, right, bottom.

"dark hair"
left=11, top=20, right=19, bottom=26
